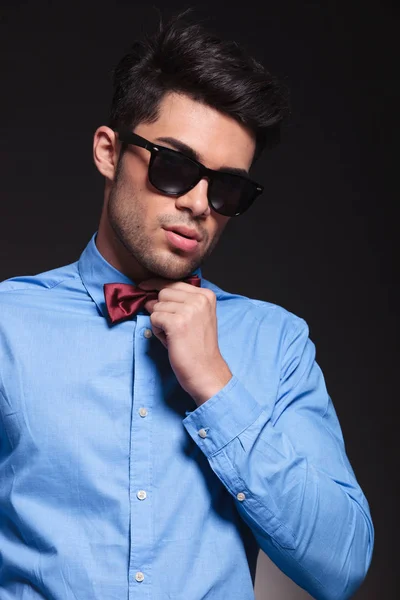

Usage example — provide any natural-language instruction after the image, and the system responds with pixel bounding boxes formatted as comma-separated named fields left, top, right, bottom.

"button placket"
left=129, top=315, right=155, bottom=595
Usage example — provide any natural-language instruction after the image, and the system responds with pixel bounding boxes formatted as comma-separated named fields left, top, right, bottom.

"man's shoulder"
left=202, top=277, right=308, bottom=333
left=0, top=260, right=80, bottom=301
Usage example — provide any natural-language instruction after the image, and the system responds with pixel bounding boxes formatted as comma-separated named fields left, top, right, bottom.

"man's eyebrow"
left=154, top=136, right=250, bottom=178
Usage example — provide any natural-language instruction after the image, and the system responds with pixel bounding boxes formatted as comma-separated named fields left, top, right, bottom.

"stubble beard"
left=107, top=165, right=222, bottom=281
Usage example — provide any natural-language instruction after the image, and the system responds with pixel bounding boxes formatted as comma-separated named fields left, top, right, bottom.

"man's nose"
left=174, top=178, right=211, bottom=217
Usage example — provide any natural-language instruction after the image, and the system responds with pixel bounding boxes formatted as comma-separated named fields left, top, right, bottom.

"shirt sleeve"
left=182, top=319, right=374, bottom=600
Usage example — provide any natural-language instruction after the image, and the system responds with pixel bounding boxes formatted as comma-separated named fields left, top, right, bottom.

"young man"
left=0, top=13, right=373, bottom=600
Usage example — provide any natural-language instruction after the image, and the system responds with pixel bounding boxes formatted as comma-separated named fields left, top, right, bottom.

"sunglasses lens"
left=209, top=173, right=255, bottom=217
left=150, top=150, right=199, bottom=194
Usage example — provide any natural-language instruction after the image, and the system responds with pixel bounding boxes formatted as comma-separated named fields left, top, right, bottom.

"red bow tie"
left=104, top=275, right=201, bottom=324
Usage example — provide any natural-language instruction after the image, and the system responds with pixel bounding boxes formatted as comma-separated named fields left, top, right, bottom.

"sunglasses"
left=115, top=129, right=263, bottom=217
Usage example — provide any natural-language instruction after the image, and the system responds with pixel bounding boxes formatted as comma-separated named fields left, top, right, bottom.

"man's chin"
left=151, top=266, right=199, bottom=281
left=145, top=255, right=201, bottom=281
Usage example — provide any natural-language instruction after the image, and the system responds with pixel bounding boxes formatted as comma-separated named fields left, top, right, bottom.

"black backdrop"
left=0, top=1, right=398, bottom=598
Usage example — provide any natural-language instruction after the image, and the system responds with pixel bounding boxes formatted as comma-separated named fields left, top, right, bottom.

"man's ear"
left=93, top=126, right=120, bottom=180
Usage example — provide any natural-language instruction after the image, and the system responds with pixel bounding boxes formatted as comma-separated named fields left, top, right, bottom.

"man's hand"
left=139, top=278, right=232, bottom=406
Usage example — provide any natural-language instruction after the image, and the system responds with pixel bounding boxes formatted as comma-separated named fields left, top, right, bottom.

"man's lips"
left=164, top=225, right=202, bottom=242
left=164, top=229, right=200, bottom=252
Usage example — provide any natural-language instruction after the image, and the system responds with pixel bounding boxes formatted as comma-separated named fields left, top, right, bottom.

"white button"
left=139, top=407, right=148, bottom=417
left=137, top=490, right=147, bottom=500
left=144, top=328, right=153, bottom=338
left=237, top=492, right=246, bottom=502
left=135, top=571, right=144, bottom=582
left=198, top=428, right=207, bottom=438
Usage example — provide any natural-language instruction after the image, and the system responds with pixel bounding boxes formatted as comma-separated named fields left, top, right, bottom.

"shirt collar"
left=78, top=232, right=203, bottom=319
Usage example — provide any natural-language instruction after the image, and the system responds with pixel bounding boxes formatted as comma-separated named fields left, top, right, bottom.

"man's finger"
left=138, top=278, right=198, bottom=292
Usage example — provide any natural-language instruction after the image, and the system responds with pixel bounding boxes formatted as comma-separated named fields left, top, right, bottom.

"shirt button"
left=144, top=328, right=153, bottom=339
left=139, top=407, right=148, bottom=417
left=198, top=428, right=207, bottom=438
left=237, top=492, right=246, bottom=502
left=135, top=572, right=145, bottom=582
left=137, top=490, right=147, bottom=500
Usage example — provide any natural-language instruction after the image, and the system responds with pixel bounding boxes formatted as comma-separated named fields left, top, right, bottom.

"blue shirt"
left=0, top=233, right=373, bottom=600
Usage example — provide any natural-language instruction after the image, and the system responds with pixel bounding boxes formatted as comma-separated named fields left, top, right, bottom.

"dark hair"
left=109, top=10, right=290, bottom=164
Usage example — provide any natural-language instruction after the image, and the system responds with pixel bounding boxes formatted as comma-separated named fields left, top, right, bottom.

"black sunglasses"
left=115, top=129, right=263, bottom=217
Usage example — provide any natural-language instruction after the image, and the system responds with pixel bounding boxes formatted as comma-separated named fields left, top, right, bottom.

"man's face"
left=105, top=92, right=256, bottom=281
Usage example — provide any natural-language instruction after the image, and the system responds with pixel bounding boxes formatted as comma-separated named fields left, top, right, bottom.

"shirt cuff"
left=182, top=375, right=265, bottom=458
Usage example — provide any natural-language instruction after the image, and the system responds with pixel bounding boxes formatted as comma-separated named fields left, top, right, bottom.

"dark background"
left=0, top=1, right=398, bottom=598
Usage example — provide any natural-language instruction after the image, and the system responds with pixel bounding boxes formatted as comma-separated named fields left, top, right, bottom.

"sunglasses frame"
left=115, top=128, right=264, bottom=217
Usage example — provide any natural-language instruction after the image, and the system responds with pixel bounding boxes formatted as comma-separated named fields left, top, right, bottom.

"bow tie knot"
left=104, top=275, right=201, bottom=324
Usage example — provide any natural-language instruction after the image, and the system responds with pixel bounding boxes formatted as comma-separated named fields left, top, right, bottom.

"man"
left=0, top=12, right=373, bottom=600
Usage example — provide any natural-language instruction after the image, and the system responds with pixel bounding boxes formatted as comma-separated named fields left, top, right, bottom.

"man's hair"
left=109, top=10, right=289, bottom=164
